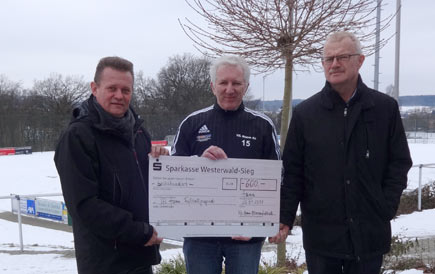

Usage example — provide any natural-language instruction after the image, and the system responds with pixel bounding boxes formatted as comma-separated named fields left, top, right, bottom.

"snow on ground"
left=400, top=106, right=434, bottom=113
left=0, top=151, right=62, bottom=212
left=392, top=271, right=424, bottom=274
left=392, top=208, right=435, bottom=238
left=0, top=218, right=76, bottom=273
left=407, top=143, right=435, bottom=190
left=0, top=143, right=434, bottom=273
left=0, top=252, right=77, bottom=274
left=0, top=219, right=74, bottom=250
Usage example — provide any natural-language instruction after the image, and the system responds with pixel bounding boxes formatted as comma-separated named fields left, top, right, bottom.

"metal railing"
left=0, top=193, right=63, bottom=252
left=409, top=163, right=435, bottom=211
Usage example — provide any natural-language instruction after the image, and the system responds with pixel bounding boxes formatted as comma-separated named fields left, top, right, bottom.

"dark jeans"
left=183, top=238, right=263, bottom=274
left=118, top=266, right=153, bottom=274
left=306, top=252, right=383, bottom=274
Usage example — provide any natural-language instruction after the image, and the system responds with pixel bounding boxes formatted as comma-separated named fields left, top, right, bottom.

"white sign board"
left=149, top=156, right=282, bottom=239
left=35, top=198, right=63, bottom=221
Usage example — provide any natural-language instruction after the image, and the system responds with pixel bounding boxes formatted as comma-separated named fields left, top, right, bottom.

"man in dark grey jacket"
left=270, top=32, right=412, bottom=274
left=55, top=56, right=168, bottom=274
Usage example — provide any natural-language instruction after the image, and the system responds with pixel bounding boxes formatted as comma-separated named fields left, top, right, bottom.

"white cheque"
left=149, top=155, right=282, bottom=239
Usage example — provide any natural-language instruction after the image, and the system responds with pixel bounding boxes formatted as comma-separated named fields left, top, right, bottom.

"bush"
left=155, top=253, right=307, bottom=274
left=381, top=235, right=435, bottom=274
left=382, top=235, right=423, bottom=273
left=155, top=255, right=186, bottom=274
left=397, top=181, right=435, bottom=216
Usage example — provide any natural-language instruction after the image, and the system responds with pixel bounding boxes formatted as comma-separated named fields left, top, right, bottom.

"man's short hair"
left=94, top=56, right=134, bottom=84
left=210, top=55, right=250, bottom=84
left=324, top=31, right=362, bottom=55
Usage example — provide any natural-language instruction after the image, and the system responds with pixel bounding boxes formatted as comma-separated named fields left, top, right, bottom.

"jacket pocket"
left=356, top=159, right=391, bottom=220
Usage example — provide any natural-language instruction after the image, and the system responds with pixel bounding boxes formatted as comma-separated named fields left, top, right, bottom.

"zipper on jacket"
left=133, top=149, right=148, bottom=195
left=364, top=114, right=370, bottom=159
left=113, top=171, right=122, bottom=204
left=344, top=106, right=348, bottom=117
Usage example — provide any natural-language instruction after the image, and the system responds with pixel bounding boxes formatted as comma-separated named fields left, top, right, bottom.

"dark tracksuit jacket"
left=280, top=76, right=412, bottom=260
left=54, top=96, right=161, bottom=274
left=172, top=102, right=280, bottom=243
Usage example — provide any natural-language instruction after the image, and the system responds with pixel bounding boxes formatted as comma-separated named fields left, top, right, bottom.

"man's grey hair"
left=209, top=55, right=250, bottom=84
left=324, top=31, right=363, bottom=55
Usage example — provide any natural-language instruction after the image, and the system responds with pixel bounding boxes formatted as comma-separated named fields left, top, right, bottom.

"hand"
left=268, top=223, right=290, bottom=244
left=144, top=228, right=163, bottom=246
left=231, top=236, right=252, bottom=241
left=201, top=145, right=228, bottom=160
left=149, top=145, right=169, bottom=158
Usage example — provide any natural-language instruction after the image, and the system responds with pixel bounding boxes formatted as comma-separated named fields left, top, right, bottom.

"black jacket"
left=54, top=96, right=161, bottom=274
left=172, top=102, right=280, bottom=242
left=280, top=77, right=412, bottom=260
left=173, top=103, right=280, bottom=159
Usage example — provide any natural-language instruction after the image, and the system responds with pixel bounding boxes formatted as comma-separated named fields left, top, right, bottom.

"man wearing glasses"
left=270, top=31, right=412, bottom=273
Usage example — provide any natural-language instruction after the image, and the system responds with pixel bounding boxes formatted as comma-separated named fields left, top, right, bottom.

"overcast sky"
left=1, top=0, right=433, bottom=100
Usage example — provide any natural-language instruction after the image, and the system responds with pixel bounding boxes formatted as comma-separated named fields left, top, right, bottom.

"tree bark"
left=277, top=56, right=293, bottom=266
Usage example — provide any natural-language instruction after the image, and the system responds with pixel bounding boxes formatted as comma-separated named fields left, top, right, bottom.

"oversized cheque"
left=149, top=155, right=282, bottom=239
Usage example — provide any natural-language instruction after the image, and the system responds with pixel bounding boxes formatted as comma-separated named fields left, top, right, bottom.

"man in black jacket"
left=270, top=32, right=412, bottom=273
left=54, top=56, right=168, bottom=274
left=172, top=55, right=280, bottom=274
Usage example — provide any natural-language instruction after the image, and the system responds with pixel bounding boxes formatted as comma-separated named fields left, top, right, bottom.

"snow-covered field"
left=0, top=143, right=434, bottom=273
left=407, top=143, right=435, bottom=190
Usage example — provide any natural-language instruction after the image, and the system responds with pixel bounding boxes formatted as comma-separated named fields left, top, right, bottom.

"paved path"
left=0, top=211, right=72, bottom=232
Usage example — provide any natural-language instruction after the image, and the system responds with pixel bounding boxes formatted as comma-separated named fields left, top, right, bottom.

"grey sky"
left=1, top=0, right=433, bottom=100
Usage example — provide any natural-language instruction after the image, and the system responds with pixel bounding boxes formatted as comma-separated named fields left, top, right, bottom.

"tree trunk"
left=279, top=57, right=294, bottom=153
left=277, top=57, right=293, bottom=266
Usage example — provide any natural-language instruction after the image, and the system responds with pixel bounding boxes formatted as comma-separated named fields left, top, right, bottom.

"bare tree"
left=33, top=74, right=89, bottom=116
left=180, top=0, right=392, bottom=148
left=31, top=74, right=89, bottom=150
left=179, top=0, right=393, bottom=265
left=132, top=71, right=155, bottom=112
left=0, top=75, right=23, bottom=148
left=135, top=54, right=215, bottom=139
left=152, top=54, right=214, bottom=115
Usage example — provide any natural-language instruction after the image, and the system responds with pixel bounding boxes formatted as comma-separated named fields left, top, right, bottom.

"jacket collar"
left=72, top=95, right=144, bottom=133
left=320, top=75, right=375, bottom=111
left=213, top=101, right=245, bottom=115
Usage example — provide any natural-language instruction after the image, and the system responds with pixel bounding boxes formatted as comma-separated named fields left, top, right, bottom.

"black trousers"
left=119, top=266, right=153, bottom=274
left=306, top=252, right=383, bottom=274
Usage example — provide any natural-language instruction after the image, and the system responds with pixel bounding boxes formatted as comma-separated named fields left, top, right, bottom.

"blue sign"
left=26, top=199, right=35, bottom=215
left=36, top=212, right=63, bottom=221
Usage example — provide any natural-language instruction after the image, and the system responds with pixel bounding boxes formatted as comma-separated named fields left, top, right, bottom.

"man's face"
left=211, top=64, right=248, bottom=111
left=322, top=37, right=365, bottom=89
left=91, top=67, right=133, bottom=117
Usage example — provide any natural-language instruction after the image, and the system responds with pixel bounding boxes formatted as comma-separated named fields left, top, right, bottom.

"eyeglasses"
left=322, top=54, right=360, bottom=64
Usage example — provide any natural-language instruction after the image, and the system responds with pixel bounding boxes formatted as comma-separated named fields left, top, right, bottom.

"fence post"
left=15, top=195, right=24, bottom=252
left=418, top=164, right=423, bottom=211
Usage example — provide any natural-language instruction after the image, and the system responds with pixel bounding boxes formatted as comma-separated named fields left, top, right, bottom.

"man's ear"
left=244, top=83, right=249, bottom=95
left=358, top=55, right=365, bottom=69
left=90, top=82, right=98, bottom=96
left=210, top=82, right=216, bottom=96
